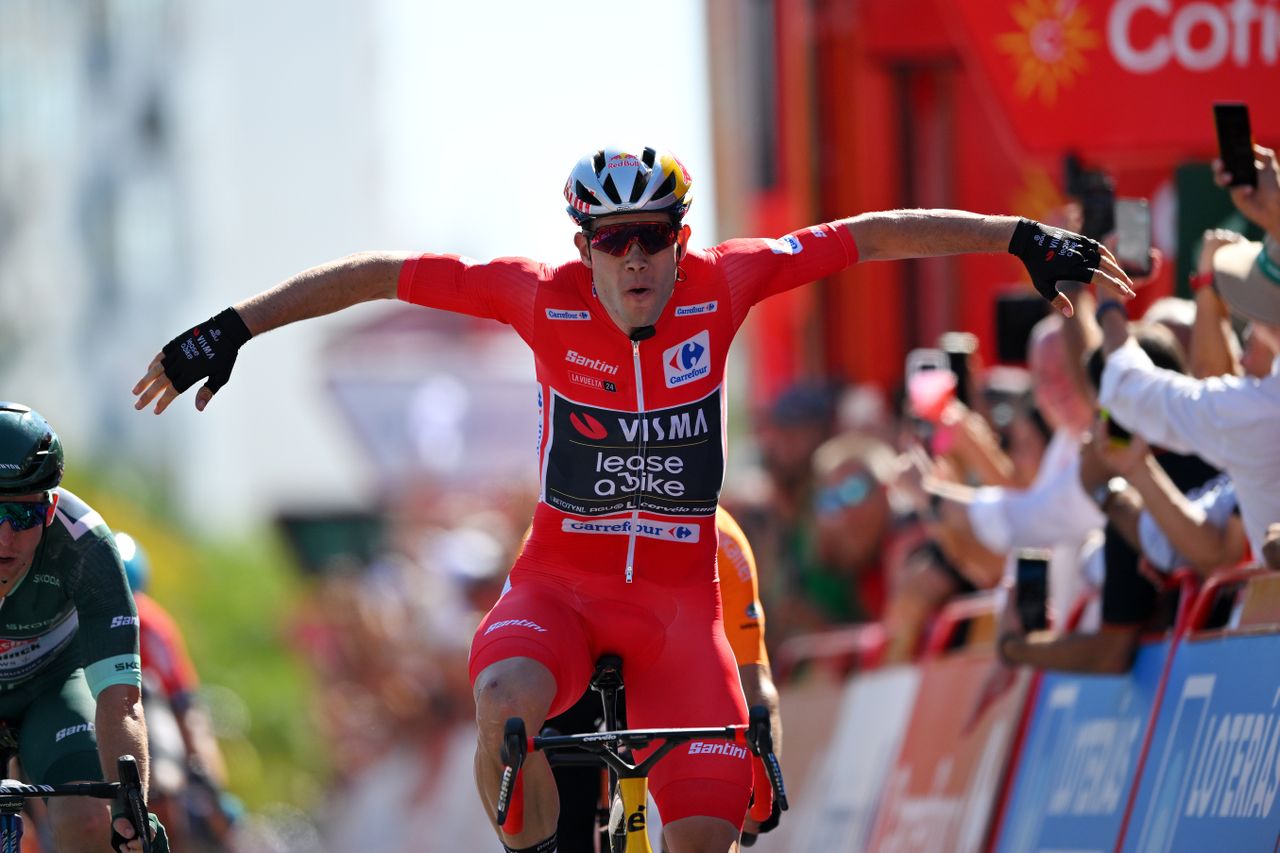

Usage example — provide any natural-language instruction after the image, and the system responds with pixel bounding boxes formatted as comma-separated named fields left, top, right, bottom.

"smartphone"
left=1114, top=198, right=1152, bottom=277
left=994, top=292, right=1050, bottom=364
left=904, top=348, right=956, bottom=423
left=1065, top=154, right=1116, bottom=239
left=1100, top=407, right=1131, bottom=448
left=1015, top=549, right=1051, bottom=632
left=938, top=331, right=978, bottom=408
left=1214, top=102, right=1257, bottom=187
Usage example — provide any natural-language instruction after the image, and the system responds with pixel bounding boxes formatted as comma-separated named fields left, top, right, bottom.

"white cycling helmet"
left=564, top=146, right=693, bottom=227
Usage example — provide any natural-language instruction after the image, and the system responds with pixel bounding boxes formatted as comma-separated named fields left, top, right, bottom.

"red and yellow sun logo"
left=995, top=0, right=1101, bottom=104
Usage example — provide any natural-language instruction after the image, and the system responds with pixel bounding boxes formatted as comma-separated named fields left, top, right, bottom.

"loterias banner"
left=944, top=0, right=1280, bottom=154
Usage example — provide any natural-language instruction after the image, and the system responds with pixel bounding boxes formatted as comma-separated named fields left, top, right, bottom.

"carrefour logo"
left=663, top=330, right=711, bottom=388
left=766, top=234, right=803, bottom=255
left=675, top=301, right=718, bottom=317
left=546, top=308, right=591, bottom=321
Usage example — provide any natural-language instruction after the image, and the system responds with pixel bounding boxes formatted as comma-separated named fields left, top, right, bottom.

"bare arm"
left=95, top=684, right=149, bottom=787
left=1059, top=285, right=1102, bottom=405
left=133, top=251, right=409, bottom=413
left=840, top=210, right=1018, bottom=262
left=943, top=405, right=1021, bottom=487
left=175, top=704, right=229, bottom=787
left=1001, top=626, right=1140, bottom=674
left=1188, top=230, right=1247, bottom=379
left=1190, top=287, right=1243, bottom=379
left=233, top=251, right=409, bottom=336
left=738, top=662, right=782, bottom=758
left=1125, top=456, right=1246, bottom=574
left=97, top=684, right=155, bottom=849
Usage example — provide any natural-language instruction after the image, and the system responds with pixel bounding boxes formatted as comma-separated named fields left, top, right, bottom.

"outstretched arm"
left=233, top=251, right=408, bottom=335
left=841, top=209, right=1018, bottom=261
left=133, top=251, right=410, bottom=414
left=840, top=210, right=1134, bottom=316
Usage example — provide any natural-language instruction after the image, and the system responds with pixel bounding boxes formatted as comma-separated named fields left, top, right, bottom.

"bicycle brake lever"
left=496, top=718, right=528, bottom=829
left=745, top=706, right=789, bottom=812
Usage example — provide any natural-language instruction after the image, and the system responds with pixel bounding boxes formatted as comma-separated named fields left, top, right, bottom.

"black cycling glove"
left=160, top=307, right=252, bottom=394
left=111, top=811, right=170, bottom=853
left=1008, top=218, right=1103, bottom=303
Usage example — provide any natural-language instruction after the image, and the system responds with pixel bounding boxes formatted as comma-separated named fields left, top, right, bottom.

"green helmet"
left=0, top=403, right=65, bottom=496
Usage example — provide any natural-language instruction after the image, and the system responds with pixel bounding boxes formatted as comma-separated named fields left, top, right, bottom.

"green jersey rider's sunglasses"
left=0, top=502, right=49, bottom=533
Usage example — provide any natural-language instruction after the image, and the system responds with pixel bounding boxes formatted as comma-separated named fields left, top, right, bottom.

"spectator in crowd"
left=921, top=313, right=1104, bottom=619
left=1096, top=142, right=1280, bottom=564
left=999, top=324, right=1237, bottom=673
left=730, top=381, right=841, bottom=647
left=808, top=432, right=903, bottom=625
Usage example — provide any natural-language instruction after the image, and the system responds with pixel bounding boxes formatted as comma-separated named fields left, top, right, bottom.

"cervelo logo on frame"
left=663, top=331, right=711, bottom=388
left=546, top=308, right=591, bottom=321
left=674, top=300, right=718, bottom=317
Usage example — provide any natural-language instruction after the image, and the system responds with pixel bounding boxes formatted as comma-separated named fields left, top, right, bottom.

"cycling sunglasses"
left=815, top=472, right=874, bottom=515
left=0, top=501, right=48, bottom=532
left=587, top=222, right=679, bottom=257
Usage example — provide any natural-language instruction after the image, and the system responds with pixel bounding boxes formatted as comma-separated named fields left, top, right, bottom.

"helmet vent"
left=574, top=180, right=601, bottom=206
left=642, top=147, right=657, bottom=168
left=651, top=171, right=677, bottom=202
left=593, top=150, right=607, bottom=175
left=600, top=173, right=623, bottom=205
left=628, top=172, right=649, bottom=204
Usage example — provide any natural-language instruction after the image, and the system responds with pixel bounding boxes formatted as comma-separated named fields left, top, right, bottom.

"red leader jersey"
left=134, top=592, right=199, bottom=709
left=397, top=223, right=859, bottom=587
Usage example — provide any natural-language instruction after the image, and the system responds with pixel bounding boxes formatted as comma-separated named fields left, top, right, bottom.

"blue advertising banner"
left=1122, top=632, right=1280, bottom=852
left=995, top=641, right=1170, bottom=853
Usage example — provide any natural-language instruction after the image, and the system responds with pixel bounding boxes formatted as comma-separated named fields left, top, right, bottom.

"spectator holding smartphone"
left=1096, top=142, right=1280, bottom=563
left=999, top=326, right=1228, bottom=673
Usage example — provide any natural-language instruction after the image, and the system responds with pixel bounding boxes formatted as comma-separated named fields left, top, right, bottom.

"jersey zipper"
left=625, top=339, right=647, bottom=583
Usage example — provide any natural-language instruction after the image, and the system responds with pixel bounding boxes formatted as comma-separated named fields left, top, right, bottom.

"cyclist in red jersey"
left=132, top=146, right=1134, bottom=853
left=115, top=533, right=235, bottom=851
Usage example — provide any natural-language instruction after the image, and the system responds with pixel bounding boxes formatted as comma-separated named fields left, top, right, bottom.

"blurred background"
left=2, top=0, right=1277, bottom=850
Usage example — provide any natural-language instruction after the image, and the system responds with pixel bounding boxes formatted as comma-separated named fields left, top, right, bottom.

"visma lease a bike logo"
left=544, top=389, right=723, bottom=518
left=663, top=330, right=710, bottom=388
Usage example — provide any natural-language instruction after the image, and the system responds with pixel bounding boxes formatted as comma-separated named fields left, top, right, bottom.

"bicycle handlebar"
left=494, top=707, right=787, bottom=834
left=0, top=756, right=151, bottom=853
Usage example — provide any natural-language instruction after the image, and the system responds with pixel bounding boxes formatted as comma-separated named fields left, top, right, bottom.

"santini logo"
left=663, top=331, right=711, bottom=388
left=546, top=308, right=591, bottom=321
left=566, top=350, right=618, bottom=375
left=484, top=618, right=549, bottom=636
left=687, top=741, right=748, bottom=760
